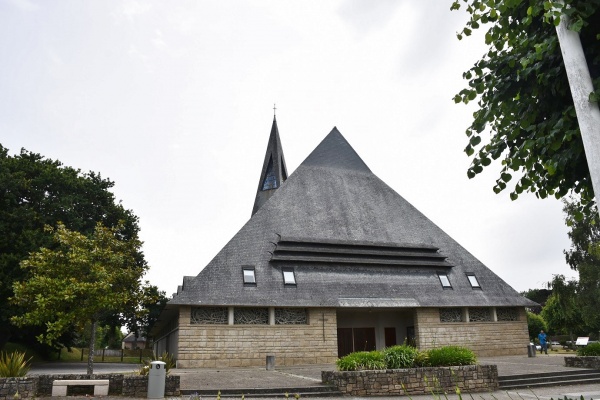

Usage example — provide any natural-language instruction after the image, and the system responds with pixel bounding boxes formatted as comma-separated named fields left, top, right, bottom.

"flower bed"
left=322, top=365, right=498, bottom=396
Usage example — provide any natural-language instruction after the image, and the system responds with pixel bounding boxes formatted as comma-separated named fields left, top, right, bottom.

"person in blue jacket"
left=538, top=330, right=548, bottom=354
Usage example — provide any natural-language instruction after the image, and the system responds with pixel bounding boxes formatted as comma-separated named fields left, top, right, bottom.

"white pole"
left=555, top=14, right=600, bottom=200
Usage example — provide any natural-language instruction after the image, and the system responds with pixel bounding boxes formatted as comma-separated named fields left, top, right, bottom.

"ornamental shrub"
left=0, top=351, right=32, bottom=377
left=336, top=351, right=386, bottom=371
left=426, top=346, right=477, bottom=367
left=138, top=351, right=177, bottom=375
left=383, top=345, right=420, bottom=369
left=577, top=342, right=600, bottom=356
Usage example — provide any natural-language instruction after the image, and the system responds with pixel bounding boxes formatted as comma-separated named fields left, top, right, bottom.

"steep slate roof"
left=168, top=127, right=534, bottom=311
left=252, top=117, right=288, bottom=215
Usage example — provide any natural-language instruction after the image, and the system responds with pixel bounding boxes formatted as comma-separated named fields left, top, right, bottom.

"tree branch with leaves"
left=452, top=0, right=600, bottom=219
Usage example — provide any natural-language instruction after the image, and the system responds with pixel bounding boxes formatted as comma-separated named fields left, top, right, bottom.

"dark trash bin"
left=527, top=344, right=537, bottom=357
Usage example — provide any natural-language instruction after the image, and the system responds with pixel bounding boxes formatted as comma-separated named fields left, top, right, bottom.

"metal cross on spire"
left=273, top=103, right=276, bottom=117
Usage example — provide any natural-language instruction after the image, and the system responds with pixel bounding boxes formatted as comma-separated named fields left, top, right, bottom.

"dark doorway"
left=337, top=328, right=353, bottom=357
left=337, top=327, right=376, bottom=357
left=406, top=326, right=416, bottom=347
left=384, top=327, right=397, bottom=347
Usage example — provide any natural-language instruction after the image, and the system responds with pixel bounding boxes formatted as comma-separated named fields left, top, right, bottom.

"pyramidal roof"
left=252, top=117, right=288, bottom=215
left=301, top=127, right=371, bottom=172
left=167, top=127, right=534, bottom=311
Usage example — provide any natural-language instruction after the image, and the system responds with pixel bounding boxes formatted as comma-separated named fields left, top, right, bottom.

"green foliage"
left=541, top=276, right=586, bottom=336
left=138, top=352, right=177, bottom=375
left=563, top=201, right=600, bottom=332
left=11, top=223, right=148, bottom=345
left=3, top=342, right=44, bottom=363
left=383, top=345, right=420, bottom=369
left=452, top=1, right=600, bottom=219
left=336, top=345, right=476, bottom=371
left=413, top=350, right=430, bottom=367
left=527, top=311, right=548, bottom=339
left=0, top=351, right=32, bottom=377
left=425, top=346, right=477, bottom=367
left=10, top=222, right=151, bottom=373
left=522, top=288, right=553, bottom=313
left=336, top=351, right=386, bottom=371
left=577, top=342, right=600, bottom=355
left=0, top=144, right=143, bottom=350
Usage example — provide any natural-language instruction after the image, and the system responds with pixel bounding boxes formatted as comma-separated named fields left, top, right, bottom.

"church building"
left=150, top=119, right=535, bottom=368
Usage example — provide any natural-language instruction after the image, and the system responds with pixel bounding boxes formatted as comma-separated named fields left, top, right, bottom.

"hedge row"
left=577, top=343, right=600, bottom=356
left=336, top=345, right=477, bottom=371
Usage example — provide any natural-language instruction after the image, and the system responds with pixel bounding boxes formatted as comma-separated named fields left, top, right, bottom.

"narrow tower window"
left=261, top=156, right=278, bottom=190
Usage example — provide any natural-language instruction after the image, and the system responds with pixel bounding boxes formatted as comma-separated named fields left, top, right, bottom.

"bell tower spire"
left=252, top=116, right=288, bottom=215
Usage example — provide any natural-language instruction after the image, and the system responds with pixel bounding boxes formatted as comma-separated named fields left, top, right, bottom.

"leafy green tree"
left=541, top=275, right=585, bottom=344
left=11, top=222, right=149, bottom=374
left=138, top=286, right=169, bottom=340
left=527, top=311, right=547, bottom=340
left=0, top=145, right=141, bottom=349
left=563, top=200, right=600, bottom=332
left=522, top=288, right=553, bottom=314
left=451, top=0, right=600, bottom=219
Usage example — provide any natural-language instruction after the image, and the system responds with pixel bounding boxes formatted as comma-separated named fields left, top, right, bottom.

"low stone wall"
left=123, top=375, right=180, bottom=397
left=36, top=374, right=123, bottom=396
left=0, top=377, right=36, bottom=400
left=565, top=356, right=600, bottom=369
left=322, top=365, right=498, bottom=396
left=0, top=373, right=179, bottom=399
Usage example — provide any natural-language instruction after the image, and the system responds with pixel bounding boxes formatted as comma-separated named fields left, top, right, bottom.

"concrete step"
left=499, top=369, right=600, bottom=390
left=180, top=385, right=342, bottom=398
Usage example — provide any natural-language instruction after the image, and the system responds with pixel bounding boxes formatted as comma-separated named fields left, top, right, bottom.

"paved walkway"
left=31, top=353, right=600, bottom=399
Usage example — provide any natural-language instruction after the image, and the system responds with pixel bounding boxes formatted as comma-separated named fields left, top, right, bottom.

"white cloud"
left=6, top=0, right=39, bottom=12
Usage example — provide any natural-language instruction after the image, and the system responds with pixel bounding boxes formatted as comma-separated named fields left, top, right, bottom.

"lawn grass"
left=3, top=343, right=148, bottom=365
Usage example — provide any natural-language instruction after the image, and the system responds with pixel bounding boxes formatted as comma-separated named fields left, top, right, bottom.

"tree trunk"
left=87, top=319, right=97, bottom=375
left=555, top=12, right=600, bottom=199
left=569, top=330, right=575, bottom=350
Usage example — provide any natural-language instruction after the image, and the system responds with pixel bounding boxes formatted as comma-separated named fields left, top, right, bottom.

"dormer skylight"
left=282, top=268, right=296, bottom=285
left=438, top=273, right=452, bottom=289
left=243, top=266, right=256, bottom=285
left=467, top=274, right=481, bottom=288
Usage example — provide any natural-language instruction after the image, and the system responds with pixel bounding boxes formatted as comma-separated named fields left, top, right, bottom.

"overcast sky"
left=1, top=0, right=578, bottom=295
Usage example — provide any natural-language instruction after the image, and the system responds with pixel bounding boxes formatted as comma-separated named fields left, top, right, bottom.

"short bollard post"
left=266, top=355, right=275, bottom=370
left=147, top=361, right=166, bottom=399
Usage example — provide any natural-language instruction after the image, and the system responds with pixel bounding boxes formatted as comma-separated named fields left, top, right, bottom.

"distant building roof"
left=122, top=332, right=147, bottom=343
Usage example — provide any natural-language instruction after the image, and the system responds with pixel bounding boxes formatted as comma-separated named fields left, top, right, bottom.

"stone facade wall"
left=565, top=356, right=600, bottom=369
left=322, top=365, right=498, bottom=396
left=0, top=378, right=36, bottom=400
left=177, top=307, right=338, bottom=368
left=415, top=308, right=529, bottom=357
left=0, top=374, right=179, bottom=399
left=122, top=375, right=180, bottom=397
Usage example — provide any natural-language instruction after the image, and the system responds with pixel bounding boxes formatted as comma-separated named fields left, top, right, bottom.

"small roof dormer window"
left=438, top=273, right=452, bottom=289
left=242, top=266, right=256, bottom=285
left=282, top=268, right=296, bottom=286
left=467, top=274, right=481, bottom=289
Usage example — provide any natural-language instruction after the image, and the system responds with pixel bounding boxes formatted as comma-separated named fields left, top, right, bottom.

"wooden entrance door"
left=384, top=327, right=397, bottom=347
left=337, top=328, right=353, bottom=357
left=337, top=327, right=376, bottom=357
